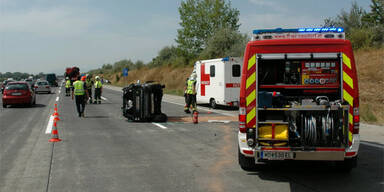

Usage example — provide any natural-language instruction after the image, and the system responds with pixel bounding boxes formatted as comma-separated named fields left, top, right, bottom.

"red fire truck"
left=238, top=27, right=360, bottom=171
left=64, top=67, right=80, bottom=84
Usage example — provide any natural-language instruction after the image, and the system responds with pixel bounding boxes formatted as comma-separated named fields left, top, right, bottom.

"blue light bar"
left=253, top=27, right=344, bottom=34
left=222, top=57, right=229, bottom=61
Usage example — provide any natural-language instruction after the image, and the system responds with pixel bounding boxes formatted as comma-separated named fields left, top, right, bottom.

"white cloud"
left=239, top=13, right=323, bottom=35
left=0, top=6, right=102, bottom=37
left=248, top=0, right=288, bottom=13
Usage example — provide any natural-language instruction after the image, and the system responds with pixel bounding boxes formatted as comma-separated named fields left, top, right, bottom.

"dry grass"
left=355, top=48, right=384, bottom=124
left=101, top=48, right=383, bottom=125
left=103, top=66, right=194, bottom=93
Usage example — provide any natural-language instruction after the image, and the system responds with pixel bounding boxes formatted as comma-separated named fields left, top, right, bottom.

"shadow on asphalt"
left=197, top=104, right=238, bottom=111
left=5, top=104, right=46, bottom=108
left=85, top=115, right=110, bottom=119
left=245, top=144, right=383, bottom=192
left=33, top=104, right=46, bottom=108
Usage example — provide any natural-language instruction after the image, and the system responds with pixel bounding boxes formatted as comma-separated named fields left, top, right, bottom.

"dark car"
left=46, top=73, right=58, bottom=87
left=2, top=81, right=36, bottom=108
left=1, top=80, right=15, bottom=94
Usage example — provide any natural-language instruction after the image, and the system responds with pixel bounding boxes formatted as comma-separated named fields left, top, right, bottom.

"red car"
left=2, top=81, right=36, bottom=108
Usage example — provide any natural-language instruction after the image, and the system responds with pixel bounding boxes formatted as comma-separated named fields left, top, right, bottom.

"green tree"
left=199, top=27, right=248, bottom=59
left=149, top=46, right=185, bottom=67
left=176, top=0, right=240, bottom=59
left=324, top=1, right=384, bottom=48
left=363, top=0, right=384, bottom=25
left=324, top=2, right=367, bottom=31
left=134, top=60, right=145, bottom=69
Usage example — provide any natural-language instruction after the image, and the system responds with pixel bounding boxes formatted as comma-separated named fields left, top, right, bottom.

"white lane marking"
left=152, top=123, right=167, bottom=129
left=101, top=96, right=108, bottom=101
left=361, top=141, right=384, bottom=149
left=104, top=85, right=235, bottom=116
left=58, top=90, right=61, bottom=94
left=162, top=99, right=235, bottom=117
left=45, top=115, right=54, bottom=134
left=55, top=97, right=59, bottom=102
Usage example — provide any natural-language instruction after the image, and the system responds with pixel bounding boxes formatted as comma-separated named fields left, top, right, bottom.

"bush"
left=116, top=74, right=120, bottom=82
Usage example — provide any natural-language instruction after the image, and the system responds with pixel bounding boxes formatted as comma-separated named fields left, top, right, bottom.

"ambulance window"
left=210, top=65, right=215, bottom=77
left=232, top=64, right=241, bottom=77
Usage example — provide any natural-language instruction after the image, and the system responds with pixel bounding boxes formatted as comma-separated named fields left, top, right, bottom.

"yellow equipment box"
left=258, top=124, right=288, bottom=140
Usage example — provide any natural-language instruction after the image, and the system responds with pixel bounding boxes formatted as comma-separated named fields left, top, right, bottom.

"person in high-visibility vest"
left=85, top=75, right=94, bottom=104
left=94, top=76, right=103, bottom=104
left=184, top=73, right=197, bottom=113
left=72, top=76, right=89, bottom=117
left=65, top=77, right=72, bottom=96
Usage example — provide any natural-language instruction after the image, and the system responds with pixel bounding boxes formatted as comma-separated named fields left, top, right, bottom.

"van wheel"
left=336, top=156, right=357, bottom=172
left=3, top=104, right=7, bottom=108
left=210, top=98, right=217, bottom=109
left=238, top=148, right=258, bottom=171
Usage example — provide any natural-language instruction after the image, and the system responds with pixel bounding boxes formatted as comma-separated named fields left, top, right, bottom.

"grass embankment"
left=355, top=48, right=384, bottom=124
left=102, top=66, right=194, bottom=96
left=103, top=49, right=383, bottom=124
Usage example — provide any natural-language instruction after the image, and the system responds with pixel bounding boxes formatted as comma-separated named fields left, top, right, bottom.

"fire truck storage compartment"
left=255, top=54, right=349, bottom=148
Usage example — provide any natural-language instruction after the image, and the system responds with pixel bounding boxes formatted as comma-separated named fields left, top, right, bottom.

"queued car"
left=34, top=80, right=51, bottom=94
left=25, top=79, right=36, bottom=88
left=2, top=81, right=36, bottom=108
left=1, top=79, right=15, bottom=94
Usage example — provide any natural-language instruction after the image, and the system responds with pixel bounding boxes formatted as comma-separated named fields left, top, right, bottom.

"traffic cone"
left=49, top=120, right=61, bottom=142
left=54, top=116, right=61, bottom=121
left=192, top=111, right=198, bottom=124
left=52, top=104, right=59, bottom=117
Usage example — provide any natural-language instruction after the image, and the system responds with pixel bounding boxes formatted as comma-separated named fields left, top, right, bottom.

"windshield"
left=6, top=83, right=29, bottom=90
left=37, top=81, right=49, bottom=85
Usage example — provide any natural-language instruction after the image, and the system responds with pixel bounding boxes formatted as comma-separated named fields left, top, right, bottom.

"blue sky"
left=0, top=0, right=371, bottom=74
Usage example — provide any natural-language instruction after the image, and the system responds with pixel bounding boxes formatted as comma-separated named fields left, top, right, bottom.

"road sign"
left=123, top=68, right=129, bottom=77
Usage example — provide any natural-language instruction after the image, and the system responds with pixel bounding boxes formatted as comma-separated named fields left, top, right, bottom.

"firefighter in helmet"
left=94, top=76, right=103, bottom=104
left=184, top=72, right=197, bottom=113
left=85, top=74, right=94, bottom=104
left=65, top=77, right=72, bottom=96
left=72, top=76, right=89, bottom=117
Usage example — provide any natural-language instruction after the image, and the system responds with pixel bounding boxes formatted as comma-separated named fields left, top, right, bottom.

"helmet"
left=81, top=76, right=86, bottom=81
left=66, top=77, right=69, bottom=80
left=190, top=72, right=197, bottom=80
left=95, top=76, right=100, bottom=80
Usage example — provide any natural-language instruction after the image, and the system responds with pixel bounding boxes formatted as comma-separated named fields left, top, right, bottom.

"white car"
left=34, top=80, right=51, bottom=94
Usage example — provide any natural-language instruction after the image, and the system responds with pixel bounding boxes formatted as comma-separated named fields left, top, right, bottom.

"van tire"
left=238, top=148, right=257, bottom=171
left=3, top=104, right=6, bottom=108
left=210, top=98, right=217, bottom=109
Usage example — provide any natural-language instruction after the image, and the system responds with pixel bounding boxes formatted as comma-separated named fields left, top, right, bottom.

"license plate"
left=11, top=92, right=22, bottom=96
left=261, top=151, right=294, bottom=160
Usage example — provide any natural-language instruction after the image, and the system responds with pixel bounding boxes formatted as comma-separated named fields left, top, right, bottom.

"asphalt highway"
left=0, top=85, right=383, bottom=192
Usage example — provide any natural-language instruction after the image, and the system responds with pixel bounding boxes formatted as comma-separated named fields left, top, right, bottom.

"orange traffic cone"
left=54, top=116, right=61, bottom=121
left=49, top=120, right=62, bottom=142
left=52, top=104, right=59, bottom=117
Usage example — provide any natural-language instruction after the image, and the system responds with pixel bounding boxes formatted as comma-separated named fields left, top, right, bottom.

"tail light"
left=35, top=86, right=38, bottom=88
left=239, top=97, right=246, bottom=133
left=352, top=107, right=359, bottom=134
left=46, top=86, right=50, bottom=88
left=3, top=90, right=9, bottom=96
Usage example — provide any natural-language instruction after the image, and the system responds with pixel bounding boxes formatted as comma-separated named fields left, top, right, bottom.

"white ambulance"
left=194, top=57, right=243, bottom=108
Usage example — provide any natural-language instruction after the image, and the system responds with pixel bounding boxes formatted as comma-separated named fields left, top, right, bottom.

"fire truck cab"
left=238, top=27, right=360, bottom=171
